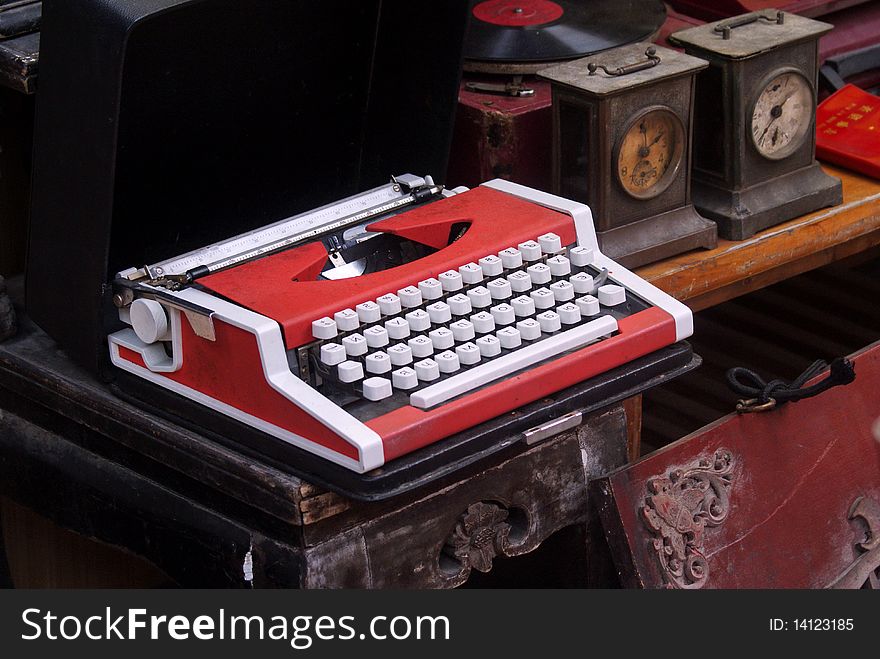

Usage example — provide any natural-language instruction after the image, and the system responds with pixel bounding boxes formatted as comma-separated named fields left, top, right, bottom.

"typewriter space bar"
left=410, top=315, right=619, bottom=409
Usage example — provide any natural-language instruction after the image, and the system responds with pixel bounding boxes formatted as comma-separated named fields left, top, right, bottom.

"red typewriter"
left=108, top=175, right=694, bottom=489
left=24, top=0, right=697, bottom=499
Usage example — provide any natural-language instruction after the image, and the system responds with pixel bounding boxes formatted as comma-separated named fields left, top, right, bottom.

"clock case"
left=670, top=11, right=843, bottom=240
left=540, top=42, right=717, bottom=269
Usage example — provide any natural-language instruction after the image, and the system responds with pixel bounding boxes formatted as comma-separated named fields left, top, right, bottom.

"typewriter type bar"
left=108, top=177, right=692, bottom=473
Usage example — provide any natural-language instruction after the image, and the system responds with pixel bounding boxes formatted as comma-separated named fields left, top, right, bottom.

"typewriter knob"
left=130, top=298, right=169, bottom=344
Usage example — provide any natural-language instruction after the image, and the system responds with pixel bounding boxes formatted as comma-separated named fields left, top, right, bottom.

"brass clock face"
left=750, top=71, right=813, bottom=160
left=616, top=108, right=685, bottom=200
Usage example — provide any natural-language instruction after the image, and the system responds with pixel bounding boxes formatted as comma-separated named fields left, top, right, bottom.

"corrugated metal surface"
left=641, top=254, right=880, bottom=453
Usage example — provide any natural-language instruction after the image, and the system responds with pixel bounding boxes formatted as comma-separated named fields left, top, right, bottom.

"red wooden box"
left=594, top=340, right=880, bottom=589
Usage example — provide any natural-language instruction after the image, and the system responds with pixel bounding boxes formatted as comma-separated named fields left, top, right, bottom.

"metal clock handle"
left=587, top=47, right=661, bottom=78
left=714, top=10, right=785, bottom=40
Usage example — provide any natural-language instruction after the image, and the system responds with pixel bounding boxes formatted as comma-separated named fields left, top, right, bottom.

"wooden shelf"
left=635, top=165, right=880, bottom=310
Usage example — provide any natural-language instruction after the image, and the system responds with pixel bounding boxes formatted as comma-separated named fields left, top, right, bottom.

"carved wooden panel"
left=302, top=407, right=628, bottom=588
left=594, top=340, right=880, bottom=589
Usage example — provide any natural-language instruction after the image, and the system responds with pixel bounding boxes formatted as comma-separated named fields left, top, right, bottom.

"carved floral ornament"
left=828, top=496, right=880, bottom=589
left=443, top=501, right=514, bottom=575
left=641, top=448, right=735, bottom=589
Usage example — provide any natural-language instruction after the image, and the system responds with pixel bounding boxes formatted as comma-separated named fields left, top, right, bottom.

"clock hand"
left=777, top=92, right=796, bottom=108
left=757, top=121, right=773, bottom=145
left=649, top=132, right=664, bottom=147
left=756, top=93, right=796, bottom=145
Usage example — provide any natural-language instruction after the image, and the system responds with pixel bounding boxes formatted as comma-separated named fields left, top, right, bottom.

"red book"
left=816, top=84, right=880, bottom=180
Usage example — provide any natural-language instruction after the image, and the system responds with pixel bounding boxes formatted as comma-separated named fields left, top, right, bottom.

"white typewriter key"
left=362, top=377, right=393, bottom=401
left=478, top=255, right=503, bottom=277
left=364, top=326, right=389, bottom=348
left=342, top=333, right=368, bottom=356
left=518, top=240, right=542, bottom=261
left=311, top=317, right=337, bottom=340
left=356, top=301, right=381, bottom=323
left=415, top=358, right=441, bottom=382
left=497, top=327, right=522, bottom=349
left=377, top=293, right=401, bottom=316
left=490, top=303, right=515, bottom=326
left=384, top=317, right=410, bottom=340
left=456, top=342, right=482, bottom=365
left=408, top=335, right=434, bottom=358
left=576, top=295, right=601, bottom=316
left=405, top=309, right=431, bottom=332
left=487, top=278, right=512, bottom=300
left=530, top=287, right=556, bottom=309
left=418, top=278, right=443, bottom=300
left=598, top=284, right=627, bottom=306
left=450, top=319, right=475, bottom=342
left=438, top=269, right=463, bottom=292
left=365, top=352, right=392, bottom=374
left=387, top=343, right=413, bottom=366
left=337, top=360, right=364, bottom=383
left=334, top=308, right=360, bottom=331
left=471, top=311, right=495, bottom=334
left=547, top=255, right=572, bottom=277
left=537, top=311, right=561, bottom=333
left=448, top=293, right=472, bottom=316
left=517, top=318, right=542, bottom=340
left=476, top=335, right=502, bottom=358
left=426, top=302, right=452, bottom=324
left=498, top=247, right=523, bottom=269
left=526, top=263, right=551, bottom=285
left=569, top=246, right=594, bottom=267
left=570, top=272, right=594, bottom=294
left=459, top=262, right=483, bottom=284
left=550, top=280, right=575, bottom=302
left=320, top=343, right=347, bottom=366
left=538, top=232, right=563, bottom=254
left=467, top=286, right=492, bottom=308
left=398, top=286, right=423, bottom=308
left=436, top=350, right=461, bottom=374
left=392, top=367, right=418, bottom=390
left=429, top=327, right=455, bottom=350
left=511, top=295, right=536, bottom=317
left=507, top=270, right=532, bottom=292
left=557, top=303, right=581, bottom=325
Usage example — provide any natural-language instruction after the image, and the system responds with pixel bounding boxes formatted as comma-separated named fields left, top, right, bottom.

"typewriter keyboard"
left=306, top=233, right=631, bottom=410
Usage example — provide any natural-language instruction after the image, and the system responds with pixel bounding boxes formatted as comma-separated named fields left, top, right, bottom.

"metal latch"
left=464, top=76, right=535, bottom=98
left=522, top=411, right=583, bottom=446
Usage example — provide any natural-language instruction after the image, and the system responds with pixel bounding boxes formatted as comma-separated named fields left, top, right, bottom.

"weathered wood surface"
left=0, top=309, right=633, bottom=587
left=0, top=409, right=304, bottom=587
left=0, top=314, right=309, bottom=531
left=594, top=340, right=880, bottom=589
left=0, top=276, right=15, bottom=341
left=637, top=166, right=880, bottom=309
left=1, top=496, right=171, bottom=588
left=0, top=31, right=37, bottom=94
left=302, top=408, right=628, bottom=588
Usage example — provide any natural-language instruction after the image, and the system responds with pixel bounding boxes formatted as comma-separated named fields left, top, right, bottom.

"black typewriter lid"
left=26, top=0, right=471, bottom=375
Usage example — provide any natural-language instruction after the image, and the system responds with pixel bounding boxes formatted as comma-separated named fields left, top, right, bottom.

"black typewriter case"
left=24, top=0, right=698, bottom=499
left=27, top=0, right=474, bottom=375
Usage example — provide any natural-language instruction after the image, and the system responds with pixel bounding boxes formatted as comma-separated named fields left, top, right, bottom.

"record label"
left=473, top=0, right=565, bottom=27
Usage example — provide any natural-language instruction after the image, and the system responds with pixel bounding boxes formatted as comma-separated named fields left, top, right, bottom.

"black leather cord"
left=726, top=358, right=856, bottom=412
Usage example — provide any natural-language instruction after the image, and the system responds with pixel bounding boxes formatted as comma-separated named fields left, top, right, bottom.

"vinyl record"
left=464, top=0, right=667, bottom=73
